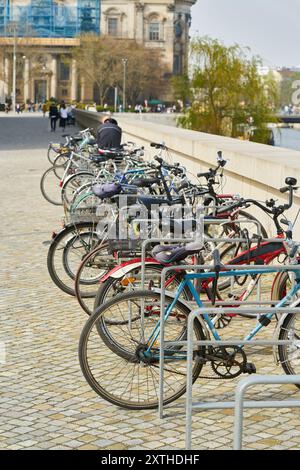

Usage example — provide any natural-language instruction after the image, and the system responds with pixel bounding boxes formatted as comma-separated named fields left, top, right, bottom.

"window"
left=107, top=17, right=118, bottom=36
left=61, top=88, right=68, bottom=97
left=149, top=22, right=160, bottom=41
left=59, top=62, right=70, bottom=81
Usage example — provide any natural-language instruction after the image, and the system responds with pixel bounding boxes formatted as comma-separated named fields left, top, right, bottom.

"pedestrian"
left=16, top=103, right=21, bottom=114
left=59, top=103, right=68, bottom=131
left=96, top=115, right=122, bottom=149
left=5, top=102, right=9, bottom=113
left=49, top=102, right=59, bottom=132
left=42, top=103, right=47, bottom=117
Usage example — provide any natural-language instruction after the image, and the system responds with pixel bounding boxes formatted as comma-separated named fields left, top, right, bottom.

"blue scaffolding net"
left=0, top=0, right=101, bottom=37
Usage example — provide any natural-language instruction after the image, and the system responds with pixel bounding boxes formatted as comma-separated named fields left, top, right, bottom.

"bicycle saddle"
left=98, top=148, right=125, bottom=159
left=138, top=195, right=184, bottom=208
left=152, top=242, right=203, bottom=264
left=92, top=182, right=122, bottom=199
left=64, top=135, right=82, bottom=142
left=132, top=177, right=161, bottom=188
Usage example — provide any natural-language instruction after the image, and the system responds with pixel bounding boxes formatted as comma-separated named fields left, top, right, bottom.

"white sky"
left=191, top=0, right=300, bottom=68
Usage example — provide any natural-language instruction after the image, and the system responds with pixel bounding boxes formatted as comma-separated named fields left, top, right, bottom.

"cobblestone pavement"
left=0, top=115, right=299, bottom=450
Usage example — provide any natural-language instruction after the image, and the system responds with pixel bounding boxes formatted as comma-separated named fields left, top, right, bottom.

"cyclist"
left=96, top=115, right=122, bottom=150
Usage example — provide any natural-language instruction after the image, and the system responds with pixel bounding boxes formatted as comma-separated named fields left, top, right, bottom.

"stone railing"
left=75, top=109, right=300, bottom=238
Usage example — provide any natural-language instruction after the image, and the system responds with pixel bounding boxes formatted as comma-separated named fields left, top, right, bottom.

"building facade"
left=0, top=0, right=196, bottom=104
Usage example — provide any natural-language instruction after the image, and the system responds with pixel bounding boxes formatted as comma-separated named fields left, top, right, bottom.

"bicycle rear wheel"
left=40, top=167, right=63, bottom=206
left=79, top=290, right=205, bottom=409
left=47, top=221, right=99, bottom=295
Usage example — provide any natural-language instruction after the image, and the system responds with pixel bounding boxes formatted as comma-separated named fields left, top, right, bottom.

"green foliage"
left=96, top=105, right=115, bottom=113
left=178, top=37, right=279, bottom=140
left=73, top=35, right=165, bottom=107
left=171, top=74, right=190, bottom=105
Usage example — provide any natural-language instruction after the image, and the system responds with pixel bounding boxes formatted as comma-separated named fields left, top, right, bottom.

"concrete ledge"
left=75, top=109, right=300, bottom=237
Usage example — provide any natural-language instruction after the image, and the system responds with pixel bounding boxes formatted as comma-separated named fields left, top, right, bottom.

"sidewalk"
left=0, top=117, right=299, bottom=450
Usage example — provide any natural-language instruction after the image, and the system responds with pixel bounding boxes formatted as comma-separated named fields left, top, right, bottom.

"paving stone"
left=0, top=116, right=299, bottom=451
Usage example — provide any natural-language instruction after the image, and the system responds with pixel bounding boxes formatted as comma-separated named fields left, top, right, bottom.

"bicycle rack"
left=233, top=374, right=300, bottom=450
left=183, top=305, right=300, bottom=450
left=140, top=216, right=265, bottom=291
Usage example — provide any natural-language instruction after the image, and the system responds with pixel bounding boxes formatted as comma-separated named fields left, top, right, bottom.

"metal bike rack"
left=140, top=216, right=265, bottom=291
left=158, top=255, right=300, bottom=417
left=183, top=304, right=300, bottom=450
left=233, top=374, right=300, bottom=450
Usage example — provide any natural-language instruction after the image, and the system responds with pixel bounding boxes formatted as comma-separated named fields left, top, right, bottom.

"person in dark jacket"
left=97, top=116, right=122, bottom=149
left=49, top=103, right=59, bottom=132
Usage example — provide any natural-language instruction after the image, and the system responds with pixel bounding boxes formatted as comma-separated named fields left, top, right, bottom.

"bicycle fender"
left=100, top=259, right=160, bottom=282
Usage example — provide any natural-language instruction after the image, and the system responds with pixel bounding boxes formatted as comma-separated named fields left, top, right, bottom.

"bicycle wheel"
left=47, top=221, right=99, bottom=296
left=79, top=290, right=205, bottom=409
left=61, top=171, right=94, bottom=209
left=53, top=152, right=71, bottom=179
left=278, top=312, right=300, bottom=387
left=271, top=270, right=298, bottom=302
left=47, top=143, right=62, bottom=164
left=40, top=167, right=63, bottom=206
left=62, top=232, right=104, bottom=283
left=70, top=191, right=100, bottom=220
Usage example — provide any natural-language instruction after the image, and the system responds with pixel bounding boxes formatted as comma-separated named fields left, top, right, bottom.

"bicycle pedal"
left=243, top=363, right=256, bottom=374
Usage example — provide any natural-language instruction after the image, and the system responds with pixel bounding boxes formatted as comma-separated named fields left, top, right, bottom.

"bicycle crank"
left=209, top=346, right=248, bottom=379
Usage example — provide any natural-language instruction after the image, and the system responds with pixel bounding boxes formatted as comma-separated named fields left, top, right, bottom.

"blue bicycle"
left=79, top=178, right=300, bottom=409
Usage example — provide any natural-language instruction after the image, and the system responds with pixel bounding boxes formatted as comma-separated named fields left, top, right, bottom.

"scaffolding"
left=0, top=0, right=101, bottom=38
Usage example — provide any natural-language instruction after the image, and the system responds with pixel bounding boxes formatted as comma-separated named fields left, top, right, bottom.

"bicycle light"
left=285, top=177, right=297, bottom=186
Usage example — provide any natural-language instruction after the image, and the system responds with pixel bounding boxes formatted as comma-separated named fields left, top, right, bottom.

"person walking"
left=49, top=102, right=59, bottom=132
left=42, top=103, right=47, bottom=117
left=59, top=103, right=68, bottom=132
left=96, top=116, right=122, bottom=149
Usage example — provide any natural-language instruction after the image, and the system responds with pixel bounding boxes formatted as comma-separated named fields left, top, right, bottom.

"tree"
left=72, top=35, right=166, bottom=106
left=171, top=73, right=190, bottom=107
left=178, top=37, right=279, bottom=140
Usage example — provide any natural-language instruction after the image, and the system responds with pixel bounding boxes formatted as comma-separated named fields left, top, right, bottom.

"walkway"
left=0, top=114, right=299, bottom=450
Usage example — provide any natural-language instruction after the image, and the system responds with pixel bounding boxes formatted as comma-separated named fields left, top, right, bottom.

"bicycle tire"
left=61, top=171, right=95, bottom=209
left=40, top=167, right=63, bottom=206
left=79, top=290, right=205, bottom=409
left=47, top=144, right=61, bottom=164
left=47, top=221, right=99, bottom=296
left=278, top=311, right=300, bottom=388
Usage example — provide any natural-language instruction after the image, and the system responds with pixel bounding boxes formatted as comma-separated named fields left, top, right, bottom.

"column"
left=70, top=59, right=77, bottom=101
left=135, top=3, right=144, bottom=43
left=80, top=76, right=86, bottom=102
left=4, top=56, right=9, bottom=97
left=50, top=55, right=57, bottom=99
left=23, top=58, right=30, bottom=103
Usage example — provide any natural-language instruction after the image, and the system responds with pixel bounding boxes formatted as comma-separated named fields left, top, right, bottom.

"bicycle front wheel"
left=79, top=290, right=205, bottom=409
left=278, top=312, right=300, bottom=387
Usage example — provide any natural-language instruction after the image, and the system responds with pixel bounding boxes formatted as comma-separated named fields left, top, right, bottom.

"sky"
left=191, top=0, right=300, bottom=68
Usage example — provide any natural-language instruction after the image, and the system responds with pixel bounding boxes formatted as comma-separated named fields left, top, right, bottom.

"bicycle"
left=78, top=178, right=300, bottom=409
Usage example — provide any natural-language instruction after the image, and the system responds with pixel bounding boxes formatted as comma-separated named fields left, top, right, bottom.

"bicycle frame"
left=143, top=264, right=300, bottom=358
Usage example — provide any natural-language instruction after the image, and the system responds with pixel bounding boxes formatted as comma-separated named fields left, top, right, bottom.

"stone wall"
left=75, top=109, right=300, bottom=238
